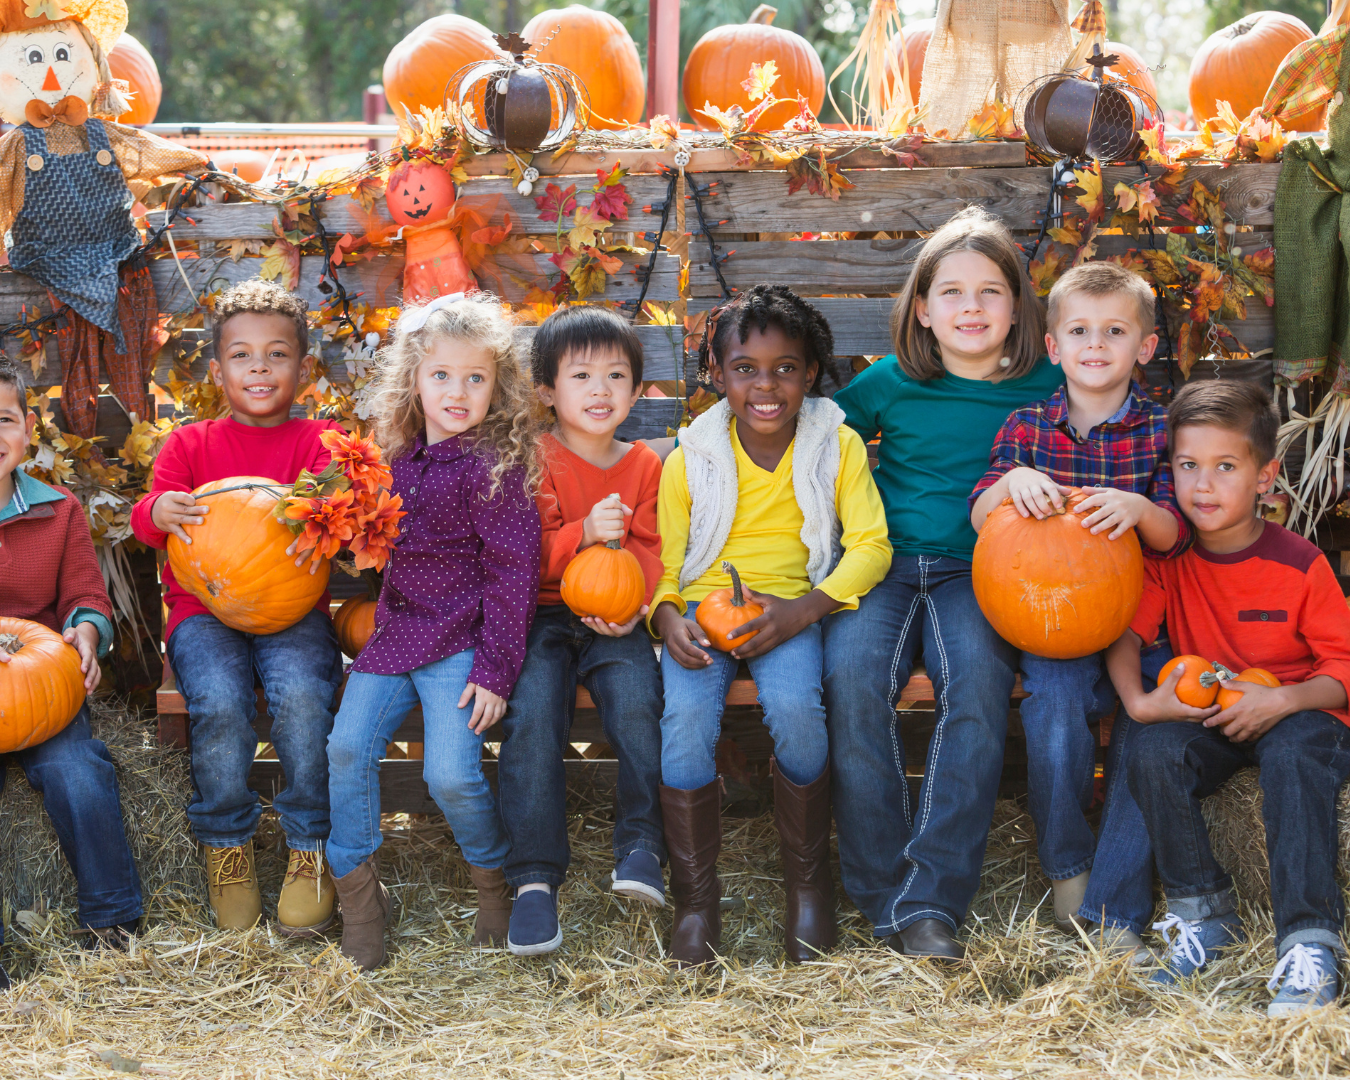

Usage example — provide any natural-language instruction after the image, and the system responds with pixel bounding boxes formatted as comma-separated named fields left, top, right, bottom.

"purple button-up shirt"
left=353, top=434, right=541, bottom=697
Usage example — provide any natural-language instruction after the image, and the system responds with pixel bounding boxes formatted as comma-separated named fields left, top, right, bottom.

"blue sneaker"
left=507, top=888, right=562, bottom=957
left=611, top=850, right=665, bottom=907
left=1268, top=943, right=1340, bottom=1017
left=1149, top=911, right=1245, bottom=985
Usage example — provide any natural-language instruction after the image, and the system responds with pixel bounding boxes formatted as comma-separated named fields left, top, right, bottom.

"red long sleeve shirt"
left=1130, top=522, right=1350, bottom=725
left=535, top=434, right=663, bottom=608
left=131, top=416, right=345, bottom=640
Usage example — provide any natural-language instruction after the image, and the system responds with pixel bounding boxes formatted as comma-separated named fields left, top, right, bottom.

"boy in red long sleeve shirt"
left=0, top=358, right=142, bottom=983
left=131, top=280, right=343, bottom=937
left=495, top=307, right=666, bottom=956
left=1108, top=381, right=1350, bottom=1015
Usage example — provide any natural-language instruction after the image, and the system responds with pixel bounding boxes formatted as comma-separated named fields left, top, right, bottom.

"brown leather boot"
left=772, top=759, right=838, bottom=963
left=333, top=855, right=390, bottom=971
left=468, top=865, right=512, bottom=946
left=660, top=780, right=722, bottom=967
left=205, top=844, right=263, bottom=931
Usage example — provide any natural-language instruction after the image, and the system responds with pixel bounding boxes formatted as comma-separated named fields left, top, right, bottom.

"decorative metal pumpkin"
left=1020, top=44, right=1162, bottom=163
left=451, top=31, right=587, bottom=164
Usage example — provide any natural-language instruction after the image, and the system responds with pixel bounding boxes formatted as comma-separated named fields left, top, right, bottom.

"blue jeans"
left=1128, top=707, right=1350, bottom=956
left=168, top=609, right=342, bottom=850
left=326, top=648, right=509, bottom=880
left=0, top=706, right=142, bottom=940
left=497, top=606, right=664, bottom=888
left=661, top=600, right=828, bottom=789
left=1077, top=641, right=1170, bottom=936
left=1018, top=651, right=1116, bottom=879
left=822, top=555, right=1018, bottom=936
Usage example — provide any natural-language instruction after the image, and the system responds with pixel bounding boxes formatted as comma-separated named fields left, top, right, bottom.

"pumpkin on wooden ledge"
left=972, top=488, right=1143, bottom=660
left=334, top=572, right=381, bottom=659
left=0, top=617, right=85, bottom=752
left=167, top=476, right=331, bottom=636
left=1189, top=12, right=1320, bottom=131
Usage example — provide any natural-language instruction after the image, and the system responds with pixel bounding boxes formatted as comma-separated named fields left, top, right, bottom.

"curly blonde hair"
left=370, top=294, right=542, bottom=498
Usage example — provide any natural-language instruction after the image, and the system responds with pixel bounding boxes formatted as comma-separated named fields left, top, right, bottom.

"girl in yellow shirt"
left=650, top=285, right=892, bottom=967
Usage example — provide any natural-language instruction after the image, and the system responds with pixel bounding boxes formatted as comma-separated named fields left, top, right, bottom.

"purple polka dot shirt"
left=352, top=433, right=541, bottom=698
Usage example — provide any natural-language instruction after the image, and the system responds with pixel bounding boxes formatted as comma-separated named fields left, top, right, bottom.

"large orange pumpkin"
left=1158, top=654, right=1219, bottom=708
left=683, top=4, right=825, bottom=130
left=211, top=150, right=272, bottom=184
left=886, top=18, right=933, bottom=106
left=972, top=489, right=1144, bottom=660
left=167, top=477, right=331, bottom=635
left=334, top=594, right=379, bottom=659
left=107, top=32, right=161, bottom=125
left=1215, top=666, right=1281, bottom=710
left=560, top=539, right=646, bottom=626
left=1101, top=41, right=1158, bottom=101
left=522, top=6, right=645, bottom=129
left=696, top=562, right=766, bottom=653
left=1189, top=12, right=1321, bottom=131
left=0, top=618, right=85, bottom=753
left=383, top=13, right=503, bottom=117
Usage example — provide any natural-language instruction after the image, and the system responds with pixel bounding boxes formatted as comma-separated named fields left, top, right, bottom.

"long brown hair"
left=889, top=206, right=1046, bottom=382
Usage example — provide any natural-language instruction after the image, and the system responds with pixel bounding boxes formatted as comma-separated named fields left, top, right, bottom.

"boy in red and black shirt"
left=1111, top=380, right=1350, bottom=1015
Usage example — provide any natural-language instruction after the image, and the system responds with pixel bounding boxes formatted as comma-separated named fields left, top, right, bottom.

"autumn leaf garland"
left=533, top=164, right=635, bottom=300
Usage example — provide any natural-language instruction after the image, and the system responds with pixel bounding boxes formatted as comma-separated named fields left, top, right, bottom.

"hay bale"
left=0, top=700, right=206, bottom=928
left=1204, top=767, right=1350, bottom=908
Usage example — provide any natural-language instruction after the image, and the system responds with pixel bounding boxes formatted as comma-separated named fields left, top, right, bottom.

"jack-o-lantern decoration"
left=385, top=159, right=476, bottom=303
left=0, top=0, right=205, bottom=438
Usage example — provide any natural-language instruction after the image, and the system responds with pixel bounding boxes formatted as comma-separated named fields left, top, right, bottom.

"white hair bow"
left=396, top=292, right=466, bottom=337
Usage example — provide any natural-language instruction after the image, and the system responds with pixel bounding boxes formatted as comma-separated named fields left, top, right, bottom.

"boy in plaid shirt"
left=969, top=262, right=1188, bottom=960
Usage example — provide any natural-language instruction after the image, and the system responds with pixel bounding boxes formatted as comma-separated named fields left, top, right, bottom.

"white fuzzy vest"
left=677, top=396, right=846, bottom=591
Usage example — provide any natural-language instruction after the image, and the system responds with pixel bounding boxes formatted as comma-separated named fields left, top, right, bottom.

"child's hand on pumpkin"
left=459, top=682, right=507, bottom=734
left=284, top=538, right=324, bottom=575
left=653, top=602, right=713, bottom=669
left=1130, top=660, right=1221, bottom=724
left=63, top=622, right=102, bottom=693
left=151, top=490, right=208, bottom=544
left=1005, top=467, right=1071, bottom=520
left=583, top=605, right=648, bottom=638
left=1076, top=488, right=1149, bottom=540
left=727, top=588, right=836, bottom=660
left=581, top=496, right=631, bottom=548
left=1205, top=678, right=1289, bottom=743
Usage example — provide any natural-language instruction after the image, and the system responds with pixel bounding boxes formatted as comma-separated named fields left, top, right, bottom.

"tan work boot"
left=205, top=844, right=263, bottom=931
left=333, top=855, right=390, bottom=971
left=468, top=865, right=512, bottom=946
left=1052, top=871, right=1091, bottom=934
left=276, top=849, right=336, bottom=938
left=1091, top=925, right=1152, bottom=966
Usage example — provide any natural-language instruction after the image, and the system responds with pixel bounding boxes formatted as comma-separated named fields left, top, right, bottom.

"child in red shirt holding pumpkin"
left=495, top=306, right=666, bottom=957
left=1112, top=380, right=1350, bottom=1015
left=130, top=280, right=344, bottom=937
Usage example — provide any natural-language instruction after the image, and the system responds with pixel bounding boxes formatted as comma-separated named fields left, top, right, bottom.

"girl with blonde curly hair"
left=326, top=293, right=543, bottom=971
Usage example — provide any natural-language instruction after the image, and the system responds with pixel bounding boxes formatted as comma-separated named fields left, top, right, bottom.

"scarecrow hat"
left=0, top=0, right=128, bottom=54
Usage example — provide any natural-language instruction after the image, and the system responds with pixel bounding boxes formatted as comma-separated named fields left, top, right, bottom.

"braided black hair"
left=696, top=285, right=843, bottom=396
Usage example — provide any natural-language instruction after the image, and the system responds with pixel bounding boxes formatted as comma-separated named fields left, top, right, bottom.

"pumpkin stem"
left=749, top=4, right=777, bottom=24
left=361, top=568, right=382, bottom=601
left=605, top=492, right=624, bottom=550
left=721, top=560, right=746, bottom=607
left=1201, top=664, right=1237, bottom=688
left=0, top=633, right=22, bottom=655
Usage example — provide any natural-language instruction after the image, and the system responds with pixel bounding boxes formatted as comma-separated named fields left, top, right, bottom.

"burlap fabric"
left=919, top=0, right=1072, bottom=135
left=1273, top=34, right=1350, bottom=392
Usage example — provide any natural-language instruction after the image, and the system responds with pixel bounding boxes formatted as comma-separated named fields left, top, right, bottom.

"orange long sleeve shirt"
left=535, top=434, right=664, bottom=608
left=1129, top=522, right=1350, bottom=726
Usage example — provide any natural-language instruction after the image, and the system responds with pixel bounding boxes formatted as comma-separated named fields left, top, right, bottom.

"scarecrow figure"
left=0, top=0, right=206, bottom=436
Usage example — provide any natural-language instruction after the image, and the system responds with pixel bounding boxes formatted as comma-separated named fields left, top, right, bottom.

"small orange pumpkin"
left=106, top=33, right=161, bottom=125
left=167, top=477, right=331, bottom=635
left=334, top=584, right=379, bottom=659
left=0, top=618, right=85, bottom=753
left=695, top=562, right=765, bottom=653
left=972, top=488, right=1144, bottom=660
left=561, top=523, right=647, bottom=626
left=1158, top=654, right=1219, bottom=708
left=1215, top=666, right=1281, bottom=710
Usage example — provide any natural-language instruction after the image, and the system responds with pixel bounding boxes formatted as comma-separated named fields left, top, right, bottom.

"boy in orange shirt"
left=1110, top=381, right=1350, bottom=1015
left=496, top=306, right=665, bottom=956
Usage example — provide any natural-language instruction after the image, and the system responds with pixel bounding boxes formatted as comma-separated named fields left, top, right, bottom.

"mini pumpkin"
left=1158, top=654, right=1219, bottom=708
left=334, top=583, right=380, bottom=659
left=561, top=498, right=647, bottom=625
left=972, top=489, right=1144, bottom=660
left=695, top=561, right=765, bottom=653
left=1215, top=666, right=1280, bottom=710
left=0, top=617, right=85, bottom=753
left=167, top=477, right=331, bottom=635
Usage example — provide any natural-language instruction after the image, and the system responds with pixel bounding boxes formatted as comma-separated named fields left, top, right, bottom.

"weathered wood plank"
left=696, top=163, right=1279, bottom=236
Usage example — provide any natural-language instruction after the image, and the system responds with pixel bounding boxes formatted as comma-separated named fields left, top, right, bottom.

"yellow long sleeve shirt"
left=651, top=419, right=892, bottom=629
